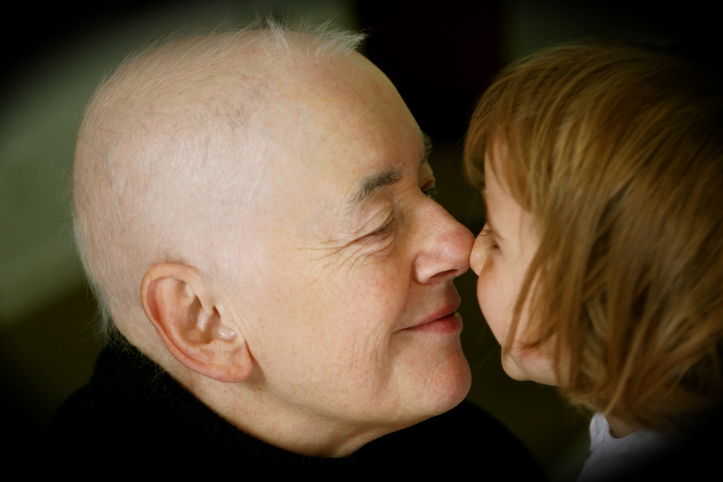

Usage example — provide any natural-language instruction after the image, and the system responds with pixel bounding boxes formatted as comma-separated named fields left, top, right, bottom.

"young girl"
left=464, top=40, right=723, bottom=480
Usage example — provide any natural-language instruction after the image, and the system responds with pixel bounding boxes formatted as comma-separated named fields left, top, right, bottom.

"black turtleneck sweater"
left=45, top=341, right=547, bottom=478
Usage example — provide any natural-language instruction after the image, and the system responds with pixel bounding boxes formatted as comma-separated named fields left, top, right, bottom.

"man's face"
left=218, top=54, right=474, bottom=440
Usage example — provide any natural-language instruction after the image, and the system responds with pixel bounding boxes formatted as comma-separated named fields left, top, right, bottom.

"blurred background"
left=1, top=0, right=718, bottom=478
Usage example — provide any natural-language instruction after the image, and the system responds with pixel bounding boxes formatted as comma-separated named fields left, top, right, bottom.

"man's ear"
left=141, top=263, right=252, bottom=382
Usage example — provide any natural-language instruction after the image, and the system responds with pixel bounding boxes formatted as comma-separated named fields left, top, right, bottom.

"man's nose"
left=412, top=202, right=474, bottom=284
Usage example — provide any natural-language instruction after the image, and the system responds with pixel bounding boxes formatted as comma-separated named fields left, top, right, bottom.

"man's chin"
left=403, top=354, right=472, bottom=421
left=432, top=360, right=472, bottom=413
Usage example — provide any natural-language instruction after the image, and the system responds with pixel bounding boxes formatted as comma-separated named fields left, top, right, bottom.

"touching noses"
left=413, top=202, right=474, bottom=284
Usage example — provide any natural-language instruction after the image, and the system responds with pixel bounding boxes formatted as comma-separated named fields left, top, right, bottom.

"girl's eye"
left=479, top=227, right=499, bottom=250
left=421, top=181, right=437, bottom=199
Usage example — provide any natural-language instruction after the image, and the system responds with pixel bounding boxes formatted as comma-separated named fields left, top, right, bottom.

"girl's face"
left=470, top=159, right=557, bottom=385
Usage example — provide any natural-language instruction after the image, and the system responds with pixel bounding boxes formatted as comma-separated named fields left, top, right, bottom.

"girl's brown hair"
left=464, top=40, right=723, bottom=432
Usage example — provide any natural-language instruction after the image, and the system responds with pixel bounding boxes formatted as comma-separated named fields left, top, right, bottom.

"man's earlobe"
left=141, top=263, right=253, bottom=382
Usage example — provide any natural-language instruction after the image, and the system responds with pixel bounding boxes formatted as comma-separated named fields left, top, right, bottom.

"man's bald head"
left=73, top=21, right=366, bottom=341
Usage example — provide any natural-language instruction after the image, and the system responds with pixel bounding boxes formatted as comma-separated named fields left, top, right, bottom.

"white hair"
left=73, top=18, right=367, bottom=339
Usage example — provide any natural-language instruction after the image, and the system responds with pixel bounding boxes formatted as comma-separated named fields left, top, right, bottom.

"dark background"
left=1, top=1, right=718, bottom=478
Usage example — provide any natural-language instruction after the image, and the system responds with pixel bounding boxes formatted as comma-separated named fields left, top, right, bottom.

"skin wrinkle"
left=321, top=181, right=421, bottom=264
left=308, top=193, right=398, bottom=259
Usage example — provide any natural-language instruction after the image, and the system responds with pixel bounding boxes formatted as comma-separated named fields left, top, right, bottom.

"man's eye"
left=370, top=218, right=397, bottom=238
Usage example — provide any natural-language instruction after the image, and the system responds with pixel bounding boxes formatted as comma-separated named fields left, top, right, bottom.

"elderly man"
left=47, top=21, right=544, bottom=477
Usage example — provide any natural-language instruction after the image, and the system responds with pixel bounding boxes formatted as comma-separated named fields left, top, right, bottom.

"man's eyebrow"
left=348, top=133, right=431, bottom=209
left=350, top=167, right=404, bottom=207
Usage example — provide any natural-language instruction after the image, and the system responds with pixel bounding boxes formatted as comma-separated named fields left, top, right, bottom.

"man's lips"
left=399, top=297, right=463, bottom=333
left=408, top=311, right=463, bottom=334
